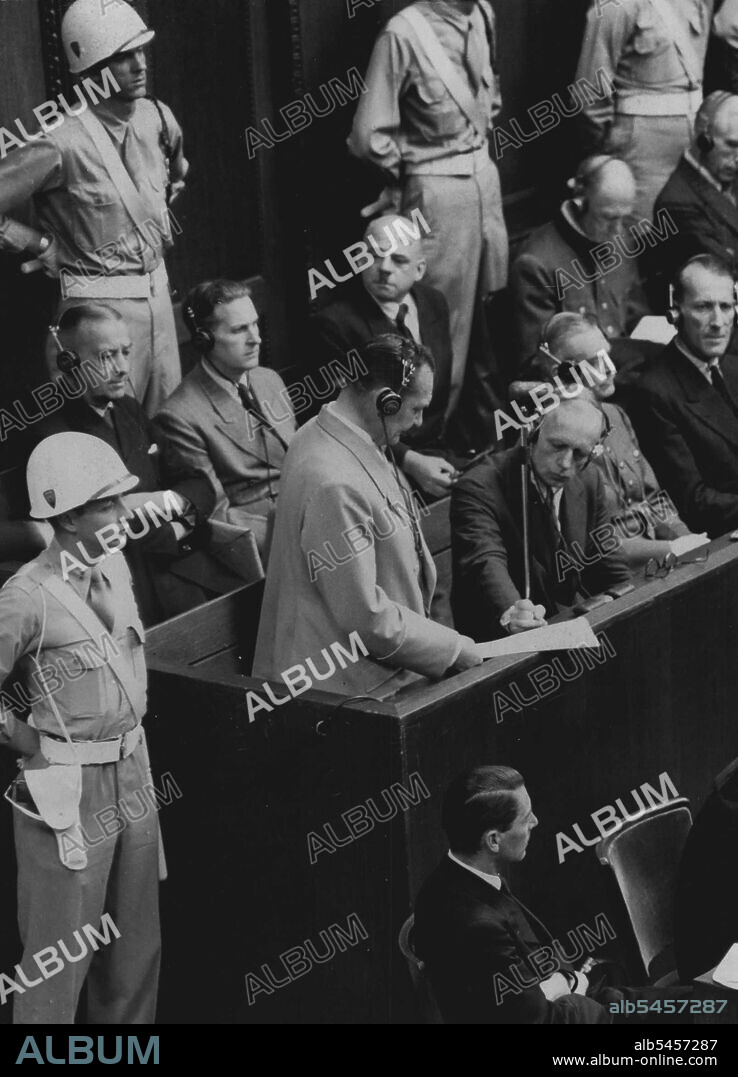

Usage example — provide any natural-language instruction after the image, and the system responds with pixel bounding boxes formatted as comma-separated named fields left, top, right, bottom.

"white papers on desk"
left=712, top=943, right=738, bottom=988
left=475, top=617, right=600, bottom=660
left=670, top=533, right=709, bottom=558
left=630, top=316, right=677, bottom=345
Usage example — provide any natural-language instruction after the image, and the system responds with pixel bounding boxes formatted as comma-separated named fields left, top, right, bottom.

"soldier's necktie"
left=395, top=303, right=414, bottom=341
left=464, top=20, right=484, bottom=95
left=709, top=364, right=738, bottom=417
left=87, top=567, right=115, bottom=633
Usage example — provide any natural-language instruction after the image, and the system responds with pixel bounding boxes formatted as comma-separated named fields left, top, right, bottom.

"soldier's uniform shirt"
left=349, top=0, right=508, bottom=426
left=511, top=200, right=650, bottom=369
left=0, top=99, right=187, bottom=415
left=577, top=0, right=714, bottom=219
left=0, top=543, right=160, bottom=1024
left=596, top=402, right=691, bottom=540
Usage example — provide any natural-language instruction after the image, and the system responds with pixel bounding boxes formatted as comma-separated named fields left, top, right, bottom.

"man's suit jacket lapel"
left=669, top=346, right=738, bottom=452
left=501, top=449, right=559, bottom=608
left=193, top=362, right=273, bottom=467
left=559, top=474, right=588, bottom=557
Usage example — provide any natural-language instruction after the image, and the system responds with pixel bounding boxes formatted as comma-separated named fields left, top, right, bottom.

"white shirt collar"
left=201, top=358, right=251, bottom=399
left=368, top=291, right=421, bottom=342
left=88, top=400, right=113, bottom=420
left=447, top=851, right=502, bottom=890
left=674, top=336, right=721, bottom=382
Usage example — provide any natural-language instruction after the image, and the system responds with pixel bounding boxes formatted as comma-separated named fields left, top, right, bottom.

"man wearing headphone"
left=154, top=280, right=296, bottom=566
left=253, top=334, right=482, bottom=698
left=532, top=313, right=700, bottom=568
left=655, top=91, right=738, bottom=284
left=632, top=253, right=738, bottom=537
left=451, top=394, right=631, bottom=642
left=29, top=303, right=222, bottom=626
left=510, top=155, right=649, bottom=373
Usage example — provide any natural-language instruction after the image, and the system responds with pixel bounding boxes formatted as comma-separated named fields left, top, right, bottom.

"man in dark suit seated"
left=654, top=93, right=738, bottom=283
left=451, top=397, right=631, bottom=641
left=631, top=255, right=738, bottom=537
left=674, top=756, right=738, bottom=983
left=33, top=304, right=224, bottom=626
left=310, top=215, right=457, bottom=499
left=414, top=766, right=690, bottom=1025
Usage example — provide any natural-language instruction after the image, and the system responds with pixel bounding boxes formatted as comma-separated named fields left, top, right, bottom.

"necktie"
left=464, top=20, right=485, bottom=95
left=709, top=364, right=738, bottom=416
left=395, top=302, right=414, bottom=341
left=238, top=378, right=261, bottom=418
left=87, top=567, right=115, bottom=633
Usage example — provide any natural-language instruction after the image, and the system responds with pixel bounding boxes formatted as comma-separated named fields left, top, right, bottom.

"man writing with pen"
left=450, top=385, right=632, bottom=641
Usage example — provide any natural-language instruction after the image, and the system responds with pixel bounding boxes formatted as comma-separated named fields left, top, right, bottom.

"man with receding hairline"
left=655, top=91, right=738, bottom=277
left=511, top=155, right=649, bottom=370
left=633, top=254, right=738, bottom=535
left=310, top=214, right=456, bottom=497
left=451, top=397, right=630, bottom=641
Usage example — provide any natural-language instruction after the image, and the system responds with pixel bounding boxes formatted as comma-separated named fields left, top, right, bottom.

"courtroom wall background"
left=0, top=0, right=593, bottom=407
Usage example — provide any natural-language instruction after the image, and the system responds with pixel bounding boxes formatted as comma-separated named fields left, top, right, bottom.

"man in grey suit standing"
left=154, top=280, right=296, bottom=563
left=253, top=335, right=481, bottom=698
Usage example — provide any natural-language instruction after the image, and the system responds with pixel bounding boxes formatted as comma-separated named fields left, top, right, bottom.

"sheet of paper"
left=630, top=316, right=677, bottom=345
left=670, top=533, right=709, bottom=558
left=475, top=617, right=600, bottom=660
left=712, top=943, right=738, bottom=988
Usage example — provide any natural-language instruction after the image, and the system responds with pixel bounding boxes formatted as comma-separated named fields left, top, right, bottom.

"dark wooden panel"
left=135, top=537, right=738, bottom=1021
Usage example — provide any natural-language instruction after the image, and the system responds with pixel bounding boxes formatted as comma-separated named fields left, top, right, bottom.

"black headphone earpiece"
left=49, top=325, right=81, bottom=374
left=667, top=284, right=681, bottom=326
left=375, top=341, right=418, bottom=419
left=184, top=303, right=215, bottom=353
left=376, top=387, right=403, bottom=418
left=696, top=130, right=715, bottom=155
left=668, top=263, right=738, bottom=327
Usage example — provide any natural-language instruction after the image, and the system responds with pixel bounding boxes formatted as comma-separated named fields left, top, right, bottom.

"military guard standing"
left=348, top=0, right=508, bottom=441
left=0, top=433, right=161, bottom=1024
left=0, top=0, right=187, bottom=416
left=576, top=0, right=714, bottom=220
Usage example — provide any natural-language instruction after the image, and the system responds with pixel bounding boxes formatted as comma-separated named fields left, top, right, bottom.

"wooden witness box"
left=145, top=513, right=738, bottom=1024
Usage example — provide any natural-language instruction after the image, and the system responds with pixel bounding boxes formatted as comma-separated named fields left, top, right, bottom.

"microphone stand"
left=520, top=426, right=532, bottom=601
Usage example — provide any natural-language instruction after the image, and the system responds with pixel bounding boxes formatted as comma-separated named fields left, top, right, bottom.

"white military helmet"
left=27, top=432, right=139, bottom=520
left=62, top=0, right=155, bottom=75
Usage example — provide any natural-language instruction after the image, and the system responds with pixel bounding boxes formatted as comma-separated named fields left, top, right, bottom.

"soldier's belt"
left=616, top=90, right=702, bottom=117
left=405, top=146, right=491, bottom=177
left=62, top=261, right=168, bottom=300
left=39, top=724, right=143, bottom=765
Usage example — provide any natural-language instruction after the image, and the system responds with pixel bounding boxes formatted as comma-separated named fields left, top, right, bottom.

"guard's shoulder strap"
left=395, top=5, right=485, bottom=138
left=77, top=108, right=151, bottom=231
left=39, top=573, right=142, bottom=718
left=648, top=0, right=703, bottom=88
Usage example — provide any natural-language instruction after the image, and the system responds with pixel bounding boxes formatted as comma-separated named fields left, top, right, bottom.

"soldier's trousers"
left=12, top=741, right=161, bottom=1024
left=607, top=112, right=694, bottom=222
left=402, top=158, right=509, bottom=423
left=51, top=265, right=182, bottom=418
